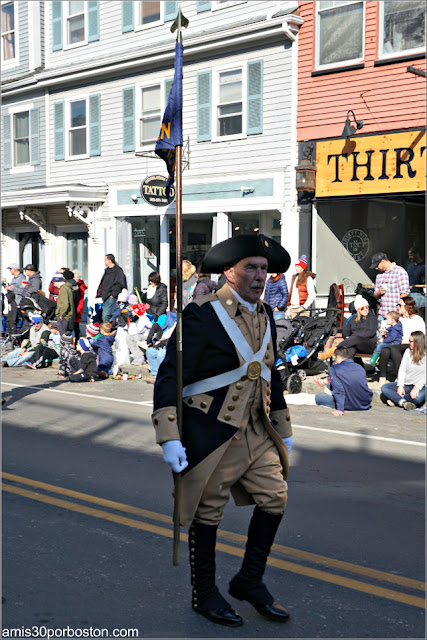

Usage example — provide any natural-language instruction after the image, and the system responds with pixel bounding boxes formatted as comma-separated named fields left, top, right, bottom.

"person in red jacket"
left=72, top=269, right=88, bottom=343
left=48, top=268, right=66, bottom=302
left=286, top=255, right=316, bottom=318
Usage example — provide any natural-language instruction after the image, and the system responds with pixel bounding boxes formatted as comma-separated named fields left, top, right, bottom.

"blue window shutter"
left=164, top=2, right=178, bottom=22
left=30, top=108, right=40, bottom=166
left=89, top=94, right=101, bottom=157
left=247, top=60, right=263, bottom=135
left=165, top=77, right=173, bottom=104
left=197, top=1, right=212, bottom=12
left=52, top=1, right=63, bottom=51
left=122, top=88, right=135, bottom=152
left=122, top=1, right=134, bottom=33
left=197, top=71, right=211, bottom=143
left=54, top=101, right=65, bottom=161
left=88, top=1, right=100, bottom=42
left=2, top=114, right=12, bottom=169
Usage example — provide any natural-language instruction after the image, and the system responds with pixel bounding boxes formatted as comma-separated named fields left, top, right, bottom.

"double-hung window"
left=1, top=1, right=15, bottom=63
left=217, top=69, right=243, bottom=137
left=140, top=85, right=161, bottom=146
left=139, top=1, right=161, bottom=27
left=69, top=99, right=87, bottom=157
left=13, top=111, right=30, bottom=166
left=67, top=1, right=85, bottom=45
left=379, top=0, right=425, bottom=58
left=316, top=1, right=364, bottom=68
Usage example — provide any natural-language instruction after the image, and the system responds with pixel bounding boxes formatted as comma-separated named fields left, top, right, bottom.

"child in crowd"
left=370, top=310, right=403, bottom=364
left=25, top=319, right=61, bottom=369
left=57, top=332, right=78, bottom=379
left=85, top=322, right=100, bottom=340
left=68, top=338, right=98, bottom=383
left=90, top=321, right=115, bottom=379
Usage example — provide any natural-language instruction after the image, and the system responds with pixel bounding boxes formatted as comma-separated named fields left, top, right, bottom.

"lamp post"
left=295, top=144, right=316, bottom=192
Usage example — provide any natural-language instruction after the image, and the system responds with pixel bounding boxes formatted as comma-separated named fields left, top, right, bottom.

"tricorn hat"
left=201, top=234, right=290, bottom=273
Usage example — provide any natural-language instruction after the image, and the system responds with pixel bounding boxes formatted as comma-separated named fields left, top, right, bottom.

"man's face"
left=224, top=256, right=268, bottom=304
left=24, top=269, right=32, bottom=277
left=104, top=256, right=113, bottom=268
left=33, top=321, right=42, bottom=329
left=376, top=259, right=386, bottom=272
left=9, top=268, right=18, bottom=276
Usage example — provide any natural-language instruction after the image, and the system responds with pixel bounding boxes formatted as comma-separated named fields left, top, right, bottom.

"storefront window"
left=230, top=212, right=260, bottom=235
left=130, top=216, right=160, bottom=293
left=315, top=196, right=424, bottom=295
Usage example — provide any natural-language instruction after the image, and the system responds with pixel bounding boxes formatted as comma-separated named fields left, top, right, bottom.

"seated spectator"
left=287, top=346, right=373, bottom=417
left=369, top=310, right=403, bottom=364
left=192, top=271, right=217, bottom=300
left=90, top=321, right=116, bottom=378
left=110, top=291, right=133, bottom=329
left=68, top=338, right=98, bottom=383
left=1, top=314, right=50, bottom=367
left=141, top=272, right=168, bottom=319
left=145, top=321, right=176, bottom=384
left=319, top=295, right=377, bottom=360
left=72, top=269, right=88, bottom=342
left=24, top=320, right=61, bottom=369
left=377, top=296, right=425, bottom=386
left=57, top=332, right=78, bottom=379
left=126, top=303, right=151, bottom=364
left=263, top=272, right=289, bottom=321
left=286, top=255, right=316, bottom=318
left=381, top=331, right=425, bottom=411
left=85, top=323, right=100, bottom=340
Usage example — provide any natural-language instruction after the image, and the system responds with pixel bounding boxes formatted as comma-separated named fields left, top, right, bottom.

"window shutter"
left=165, top=78, right=173, bottom=104
left=197, top=1, right=212, bottom=12
left=54, top=101, right=65, bottom=161
left=247, top=60, right=263, bottom=136
left=197, top=71, right=211, bottom=143
left=89, top=94, right=101, bottom=157
left=88, top=1, right=100, bottom=42
left=122, top=1, right=134, bottom=33
left=30, top=108, right=40, bottom=166
left=52, top=1, right=63, bottom=51
left=2, top=114, right=12, bottom=169
left=122, top=88, right=135, bottom=152
left=164, top=2, right=178, bottom=22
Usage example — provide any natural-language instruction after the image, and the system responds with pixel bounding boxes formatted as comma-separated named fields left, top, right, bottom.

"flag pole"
left=172, top=9, right=184, bottom=567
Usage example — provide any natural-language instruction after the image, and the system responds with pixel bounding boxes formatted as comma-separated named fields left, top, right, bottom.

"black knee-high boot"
left=228, top=506, right=290, bottom=621
left=189, top=521, right=243, bottom=627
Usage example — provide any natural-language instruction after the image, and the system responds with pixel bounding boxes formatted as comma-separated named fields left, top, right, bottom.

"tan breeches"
left=194, top=423, right=288, bottom=526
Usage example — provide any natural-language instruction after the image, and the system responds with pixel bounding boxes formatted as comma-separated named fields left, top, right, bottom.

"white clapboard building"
left=2, top=1, right=303, bottom=306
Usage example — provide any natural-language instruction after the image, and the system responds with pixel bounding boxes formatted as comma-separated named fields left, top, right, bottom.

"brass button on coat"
left=200, top=401, right=207, bottom=409
left=188, top=398, right=194, bottom=405
left=236, top=382, right=243, bottom=390
left=168, top=414, right=175, bottom=421
left=224, top=414, right=231, bottom=421
left=228, top=405, right=235, bottom=411
left=232, top=395, right=239, bottom=401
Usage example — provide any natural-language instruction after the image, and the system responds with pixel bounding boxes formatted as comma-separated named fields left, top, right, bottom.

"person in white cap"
left=5, top=264, right=25, bottom=304
left=319, top=294, right=377, bottom=360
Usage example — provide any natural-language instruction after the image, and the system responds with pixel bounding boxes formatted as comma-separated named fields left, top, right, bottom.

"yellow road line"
left=3, top=471, right=424, bottom=593
left=3, top=482, right=425, bottom=610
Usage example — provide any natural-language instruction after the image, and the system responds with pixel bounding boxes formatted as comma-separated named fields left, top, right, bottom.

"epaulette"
left=191, top=292, right=218, bottom=307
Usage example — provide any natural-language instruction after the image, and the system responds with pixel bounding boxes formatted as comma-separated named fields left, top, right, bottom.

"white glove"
left=283, top=436, right=293, bottom=454
left=162, top=440, right=188, bottom=473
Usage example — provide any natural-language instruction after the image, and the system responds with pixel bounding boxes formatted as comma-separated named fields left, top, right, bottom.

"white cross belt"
left=182, top=300, right=271, bottom=398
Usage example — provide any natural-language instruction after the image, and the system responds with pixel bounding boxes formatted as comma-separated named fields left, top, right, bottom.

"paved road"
left=2, top=366, right=425, bottom=638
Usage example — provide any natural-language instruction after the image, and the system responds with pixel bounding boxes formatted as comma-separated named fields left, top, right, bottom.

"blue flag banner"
left=155, top=41, right=183, bottom=196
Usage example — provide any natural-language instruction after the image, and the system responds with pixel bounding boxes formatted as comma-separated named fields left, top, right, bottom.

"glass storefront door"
left=130, top=216, right=160, bottom=292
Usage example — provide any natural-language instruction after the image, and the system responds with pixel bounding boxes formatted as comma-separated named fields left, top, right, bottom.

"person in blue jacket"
left=263, top=272, right=289, bottom=321
left=315, top=345, right=373, bottom=416
left=90, top=321, right=115, bottom=378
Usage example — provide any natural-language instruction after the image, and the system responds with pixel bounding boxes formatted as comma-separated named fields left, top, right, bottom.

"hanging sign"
left=140, top=175, right=175, bottom=207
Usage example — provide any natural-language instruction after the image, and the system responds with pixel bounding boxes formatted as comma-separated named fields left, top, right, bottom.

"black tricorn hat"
left=201, top=234, right=290, bottom=273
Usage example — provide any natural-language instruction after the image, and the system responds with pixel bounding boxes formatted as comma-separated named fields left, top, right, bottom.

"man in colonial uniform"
left=152, top=235, right=293, bottom=628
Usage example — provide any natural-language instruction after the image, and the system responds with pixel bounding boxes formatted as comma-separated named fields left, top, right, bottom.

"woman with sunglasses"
left=319, top=295, right=377, bottom=360
left=377, top=296, right=425, bottom=386
left=381, top=331, right=425, bottom=410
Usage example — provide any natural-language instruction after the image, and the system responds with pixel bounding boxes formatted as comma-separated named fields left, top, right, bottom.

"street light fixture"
left=295, top=144, right=316, bottom=192
left=341, top=110, right=364, bottom=138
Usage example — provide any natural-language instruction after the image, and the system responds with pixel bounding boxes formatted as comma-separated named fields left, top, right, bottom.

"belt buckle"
left=247, top=360, right=261, bottom=380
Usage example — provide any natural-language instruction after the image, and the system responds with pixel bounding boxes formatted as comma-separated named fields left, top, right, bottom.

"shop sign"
left=140, top=175, right=175, bottom=207
left=341, top=229, right=369, bottom=262
left=316, top=130, right=425, bottom=197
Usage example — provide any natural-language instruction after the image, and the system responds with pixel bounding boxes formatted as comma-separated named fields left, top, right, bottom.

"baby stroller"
left=276, top=308, right=340, bottom=393
left=18, top=293, right=56, bottom=323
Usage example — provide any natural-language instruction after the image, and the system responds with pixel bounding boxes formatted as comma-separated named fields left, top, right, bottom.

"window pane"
left=383, top=0, right=425, bottom=54
left=2, top=3, right=14, bottom=31
left=319, top=2, right=363, bottom=65
left=14, top=112, right=29, bottom=138
left=218, top=114, right=242, bottom=136
left=14, top=139, right=30, bottom=165
left=3, top=32, right=15, bottom=59
left=68, top=14, right=85, bottom=43
left=69, top=1, right=85, bottom=15
left=219, top=103, right=242, bottom=116
left=142, top=86, right=160, bottom=112
left=70, top=128, right=87, bottom=155
left=219, top=70, right=242, bottom=103
left=141, top=116, right=161, bottom=143
left=71, top=100, right=86, bottom=127
left=141, top=1, right=160, bottom=25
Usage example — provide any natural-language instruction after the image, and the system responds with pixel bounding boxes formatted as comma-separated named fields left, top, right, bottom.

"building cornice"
left=1, top=185, right=108, bottom=208
left=2, top=9, right=303, bottom=97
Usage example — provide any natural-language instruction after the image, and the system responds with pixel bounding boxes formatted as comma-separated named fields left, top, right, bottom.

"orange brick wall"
left=297, top=1, right=426, bottom=141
